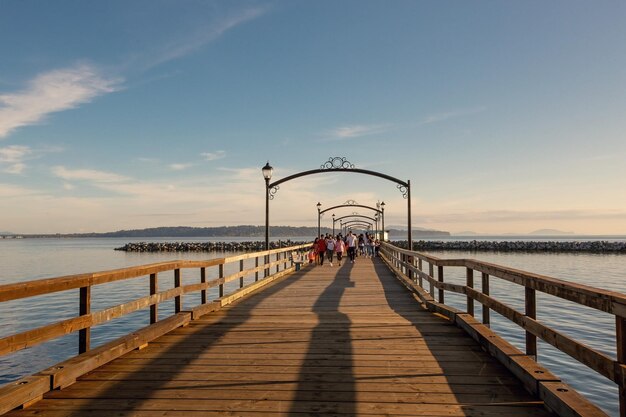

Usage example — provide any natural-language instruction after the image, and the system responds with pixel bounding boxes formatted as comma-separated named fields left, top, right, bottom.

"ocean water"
left=418, top=248, right=626, bottom=417
left=1, top=237, right=625, bottom=416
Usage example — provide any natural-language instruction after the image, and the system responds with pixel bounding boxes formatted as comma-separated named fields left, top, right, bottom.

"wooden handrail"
left=0, top=243, right=310, bottom=357
left=380, top=241, right=626, bottom=415
left=382, top=242, right=626, bottom=316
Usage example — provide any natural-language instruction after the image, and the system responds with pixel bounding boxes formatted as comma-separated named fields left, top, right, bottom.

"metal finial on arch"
left=397, top=184, right=409, bottom=199
left=344, top=199, right=358, bottom=205
left=268, top=185, right=279, bottom=200
left=321, top=157, right=355, bottom=170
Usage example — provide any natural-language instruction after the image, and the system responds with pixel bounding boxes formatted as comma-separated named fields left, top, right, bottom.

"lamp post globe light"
left=262, top=162, right=273, bottom=250
left=316, top=202, right=322, bottom=238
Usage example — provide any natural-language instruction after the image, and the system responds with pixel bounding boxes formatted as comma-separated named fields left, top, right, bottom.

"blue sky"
left=1, top=1, right=625, bottom=234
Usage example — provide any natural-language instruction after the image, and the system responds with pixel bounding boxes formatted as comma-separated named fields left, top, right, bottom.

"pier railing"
left=0, top=243, right=309, bottom=414
left=380, top=241, right=625, bottom=416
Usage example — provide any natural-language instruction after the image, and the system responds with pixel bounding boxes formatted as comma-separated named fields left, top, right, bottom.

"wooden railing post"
left=275, top=252, right=280, bottom=274
left=438, top=265, right=444, bottom=304
left=174, top=269, right=182, bottom=313
left=200, top=268, right=207, bottom=305
left=255, top=257, right=259, bottom=282
left=150, top=273, right=158, bottom=324
left=219, top=264, right=224, bottom=297
left=429, top=263, right=435, bottom=298
left=482, top=272, right=490, bottom=326
left=418, top=258, right=423, bottom=287
left=78, top=286, right=90, bottom=354
left=616, top=316, right=626, bottom=417
left=466, top=268, right=474, bottom=316
left=239, top=260, right=244, bottom=288
left=525, top=287, right=537, bottom=359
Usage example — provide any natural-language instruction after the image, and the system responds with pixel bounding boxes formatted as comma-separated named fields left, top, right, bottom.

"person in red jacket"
left=317, top=235, right=327, bottom=265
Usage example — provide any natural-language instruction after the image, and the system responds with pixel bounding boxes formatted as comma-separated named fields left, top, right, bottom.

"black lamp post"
left=332, top=213, right=336, bottom=236
left=316, top=202, right=322, bottom=237
left=374, top=213, right=379, bottom=237
left=381, top=201, right=386, bottom=241
left=262, top=162, right=273, bottom=250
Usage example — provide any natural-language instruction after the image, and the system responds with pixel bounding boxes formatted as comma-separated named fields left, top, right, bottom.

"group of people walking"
left=309, top=231, right=380, bottom=266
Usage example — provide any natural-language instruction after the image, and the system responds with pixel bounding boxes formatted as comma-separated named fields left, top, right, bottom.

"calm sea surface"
left=1, top=236, right=625, bottom=416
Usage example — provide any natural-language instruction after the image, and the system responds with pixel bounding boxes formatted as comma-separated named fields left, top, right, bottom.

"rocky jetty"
left=114, top=240, right=308, bottom=253
left=116, top=239, right=626, bottom=254
left=392, top=240, right=626, bottom=253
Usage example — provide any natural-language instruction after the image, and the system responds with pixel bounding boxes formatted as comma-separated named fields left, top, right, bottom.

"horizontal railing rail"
left=380, top=241, right=626, bottom=416
left=0, top=244, right=310, bottom=358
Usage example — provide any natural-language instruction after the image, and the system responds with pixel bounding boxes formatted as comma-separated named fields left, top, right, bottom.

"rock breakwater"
left=114, top=240, right=309, bottom=253
left=392, top=240, right=626, bottom=253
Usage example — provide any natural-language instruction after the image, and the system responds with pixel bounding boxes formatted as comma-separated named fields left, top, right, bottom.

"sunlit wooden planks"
left=4, top=256, right=557, bottom=417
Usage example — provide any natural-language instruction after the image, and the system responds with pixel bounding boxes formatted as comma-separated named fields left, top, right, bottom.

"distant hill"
left=528, top=229, right=574, bottom=236
left=22, top=225, right=450, bottom=238
left=453, top=231, right=478, bottom=236
left=48, top=226, right=326, bottom=238
left=387, top=228, right=450, bottom=237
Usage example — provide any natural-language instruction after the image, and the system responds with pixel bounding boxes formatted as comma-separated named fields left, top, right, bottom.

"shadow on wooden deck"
left=287, top=262, right=356, bottom=416
left=66, top=267, right=316, bottom=416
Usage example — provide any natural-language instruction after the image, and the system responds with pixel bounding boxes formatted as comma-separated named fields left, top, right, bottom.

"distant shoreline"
left=396, top=240, right=626, bottom=253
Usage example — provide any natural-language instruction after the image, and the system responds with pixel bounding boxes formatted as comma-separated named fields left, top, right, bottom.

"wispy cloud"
left=132, top=7, right=268, bottom=72
left=0, top=145, right=32, bottom=174
left=0, top=183, right=42, bottom=198
left=0, top=64, right=122, bottom=139
left=416, top=107, right=486, bottom=126
left=326, top=124, right=390, bottom=140
left=169, top=163, right=194, bottom=171
left=135, top=157, right=159, bottom=163
left=51, top=166, right=129, bottom=184
left=202, top=150, right=226, bottom=161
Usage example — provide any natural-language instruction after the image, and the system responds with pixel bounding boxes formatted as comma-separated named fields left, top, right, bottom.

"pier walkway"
left=5, top=256, right=556, bottom=417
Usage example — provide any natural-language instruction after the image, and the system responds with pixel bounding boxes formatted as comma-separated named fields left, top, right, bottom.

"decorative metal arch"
left=264, top=156, right=412, bottom=249
left=268, top=157, right=409, bottom=199
left=320, top=203, right=382, bottom=216
left=335, top=214, right=377, bottom=223
left=342, top=221, right=373, bottom=231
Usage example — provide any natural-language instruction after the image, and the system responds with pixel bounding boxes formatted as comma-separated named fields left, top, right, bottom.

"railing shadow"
left=371, top=258, right=541, bottom=416
left=288, top=262, right=356, bottom=415
left=68, top=266, right=314, bottom=415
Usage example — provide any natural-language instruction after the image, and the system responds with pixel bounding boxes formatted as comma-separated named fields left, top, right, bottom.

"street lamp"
left=332, top=213, right=336, bottom=236
left=316, top=202, right=322, bottom=237
left=374, top=213, right=379, bottom=237
left=262, top=162, right=273, bottom=250
left=380, top=201, right=385, bottom=241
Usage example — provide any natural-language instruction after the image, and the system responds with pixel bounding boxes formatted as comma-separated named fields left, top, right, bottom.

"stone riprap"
left=114, top=240, right=309, bottom=252
left=115, top=240, right=626, bottom=254
left=393, top=240, right=626, bottom=253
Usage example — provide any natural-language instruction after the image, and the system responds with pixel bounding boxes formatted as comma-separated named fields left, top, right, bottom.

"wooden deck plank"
left=3, top=257, right=556, bottom=417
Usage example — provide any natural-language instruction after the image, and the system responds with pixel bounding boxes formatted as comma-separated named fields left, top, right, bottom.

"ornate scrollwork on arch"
left=397, top=184, right=409, bottom=199
left=344, top=199, right=358, bottom=205
left=268, top=185, right=280, bottom=200
left=321, top=157, right=355, bottom=170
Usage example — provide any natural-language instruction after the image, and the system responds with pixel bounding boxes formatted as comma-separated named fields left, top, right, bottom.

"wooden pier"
left=0, top=243, right=617, bottom=416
